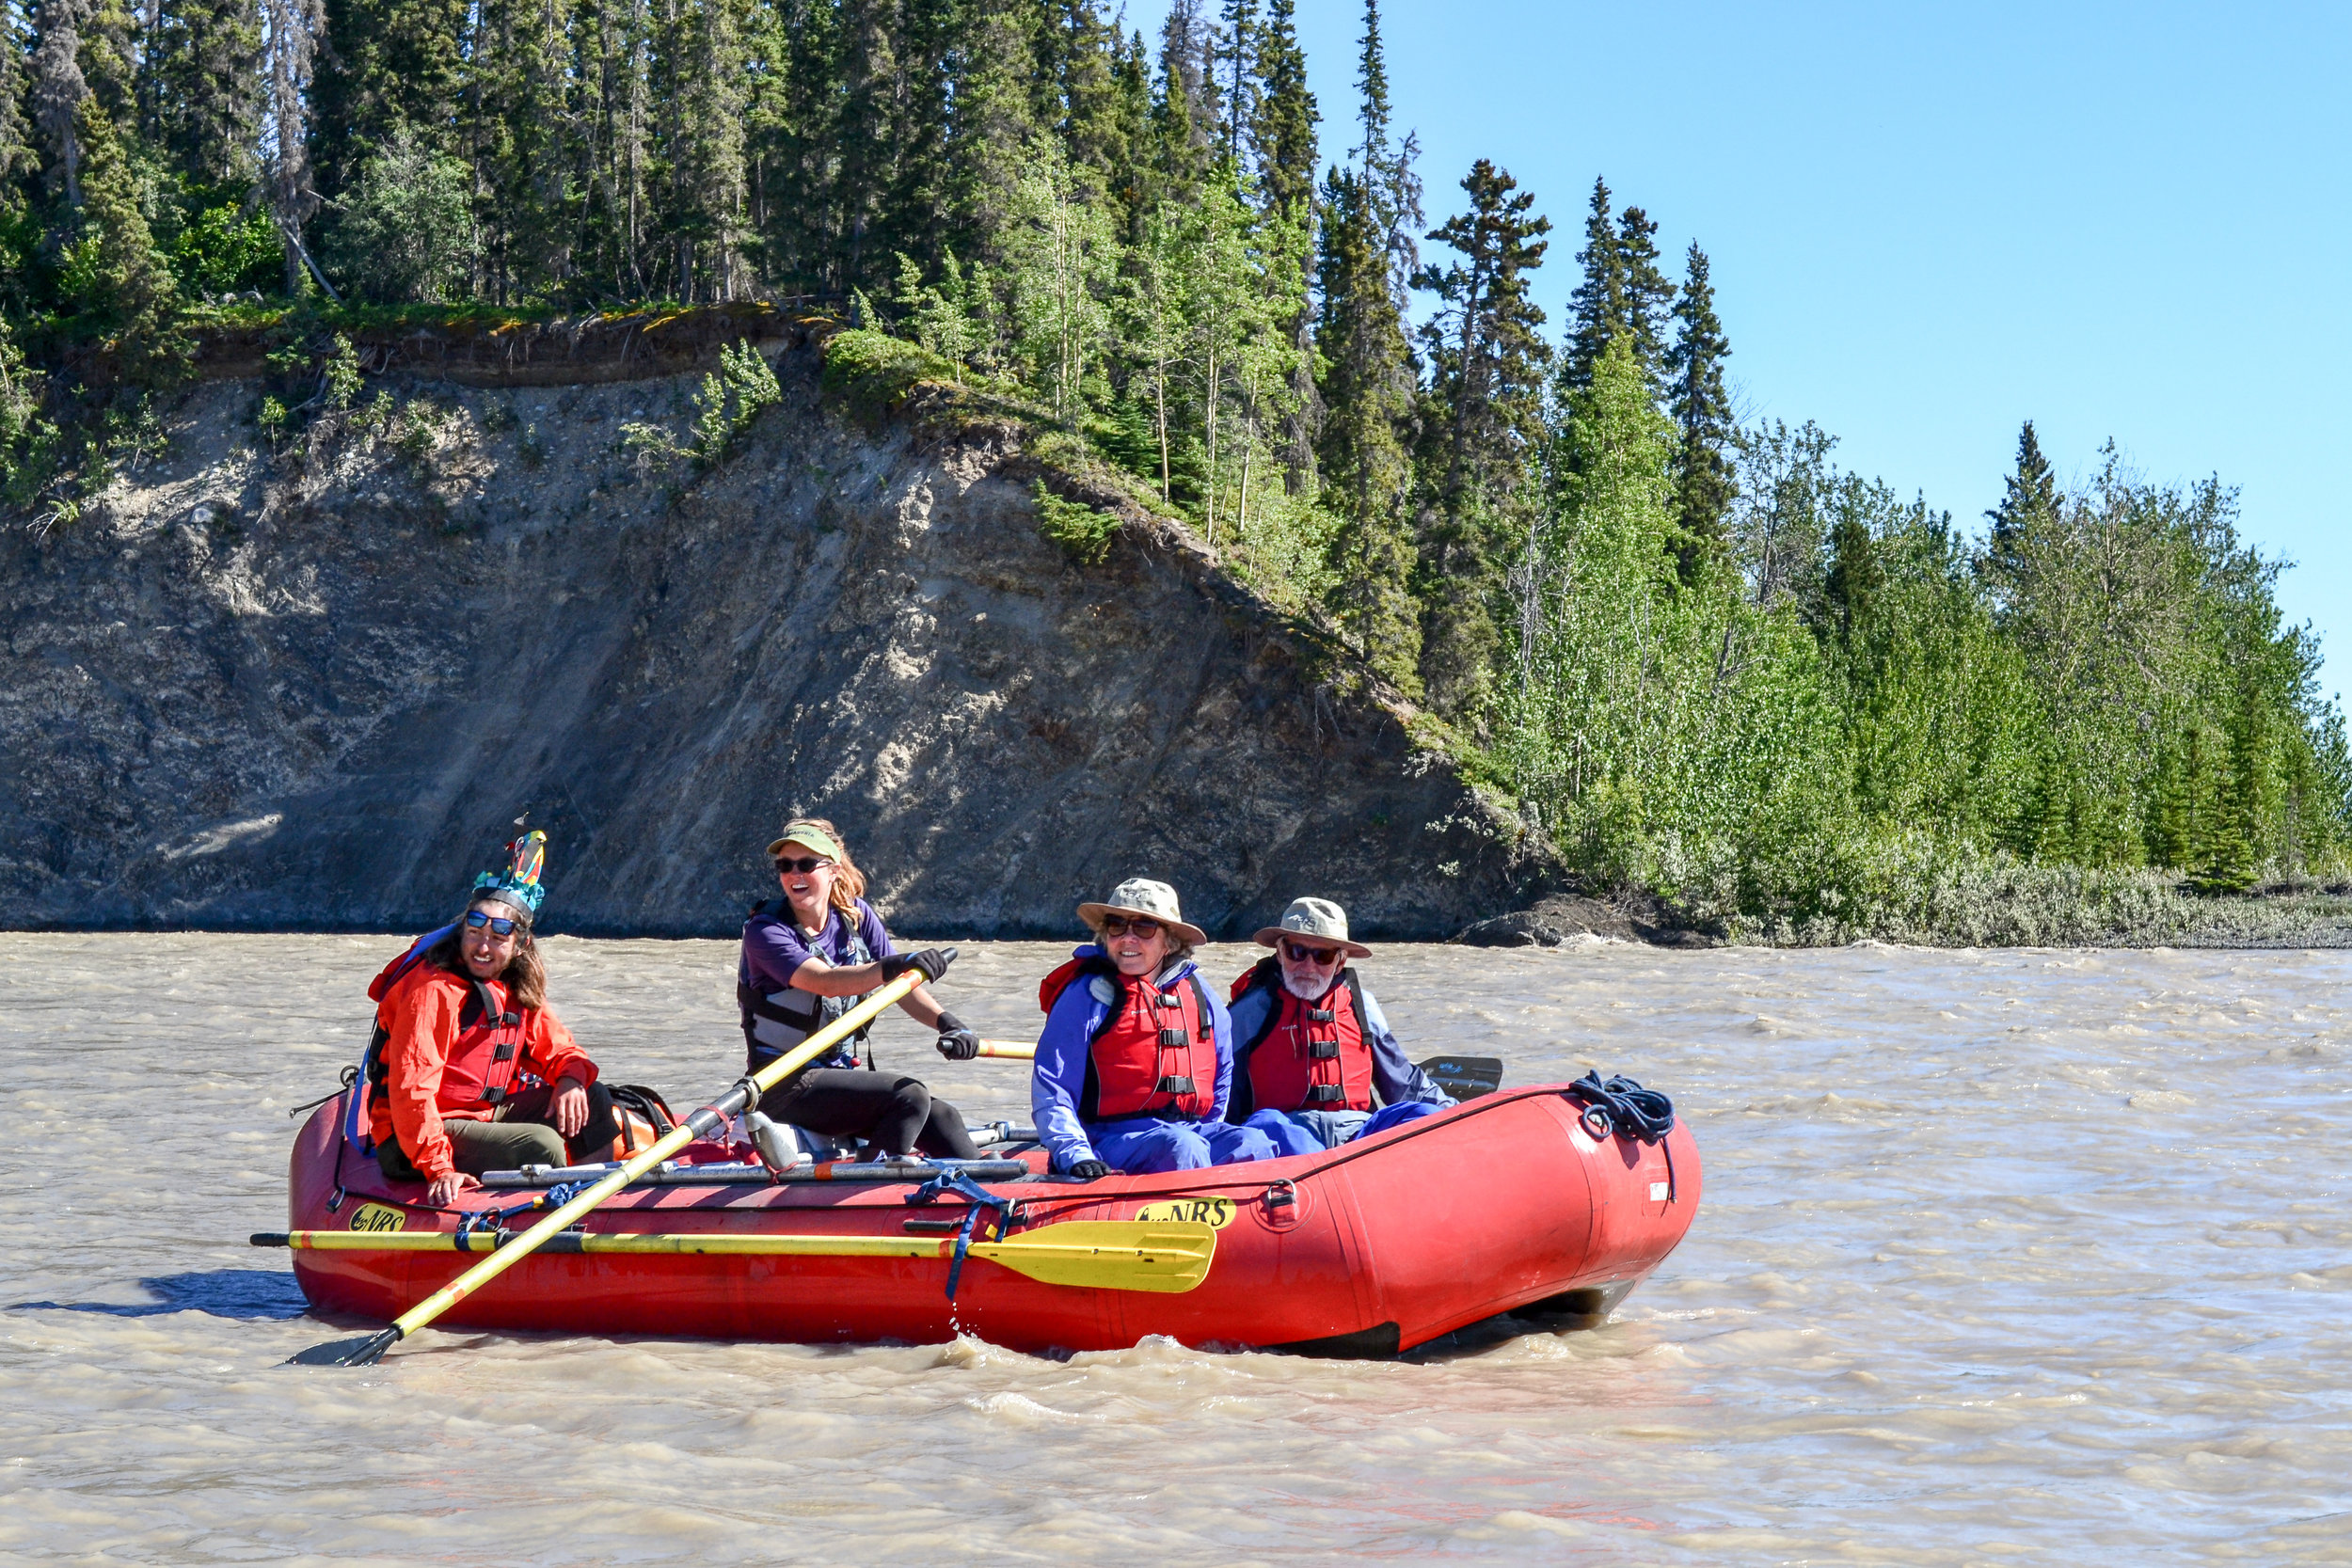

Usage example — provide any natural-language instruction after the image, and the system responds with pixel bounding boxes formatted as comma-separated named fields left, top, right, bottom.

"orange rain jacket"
left=366, top=960, right=598, bottom=1181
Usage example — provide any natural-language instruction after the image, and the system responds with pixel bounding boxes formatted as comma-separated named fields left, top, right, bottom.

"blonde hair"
left=778, top=816, right=866, bottom=915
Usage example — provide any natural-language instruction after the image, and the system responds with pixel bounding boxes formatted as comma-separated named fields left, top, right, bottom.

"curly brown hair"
left=426, top=897, right=548, bottom=1010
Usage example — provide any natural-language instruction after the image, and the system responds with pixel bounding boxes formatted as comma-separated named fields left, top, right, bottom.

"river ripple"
left=2, top=934, right=2345, bottom=1563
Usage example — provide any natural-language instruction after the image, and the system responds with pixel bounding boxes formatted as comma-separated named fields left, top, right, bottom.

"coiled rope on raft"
left=1564, top=1071, right=1676, bottom=1144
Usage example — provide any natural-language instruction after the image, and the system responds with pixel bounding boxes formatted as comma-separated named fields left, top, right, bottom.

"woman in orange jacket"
left=367, top=832, right=619, bottom=1206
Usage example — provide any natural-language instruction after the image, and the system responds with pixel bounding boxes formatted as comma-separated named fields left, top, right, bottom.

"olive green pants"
left=375, top=1083, right=621, bottom=1183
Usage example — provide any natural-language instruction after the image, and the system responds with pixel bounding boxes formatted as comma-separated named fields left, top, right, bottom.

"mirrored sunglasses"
left=464, top=910, right=518, bottom=937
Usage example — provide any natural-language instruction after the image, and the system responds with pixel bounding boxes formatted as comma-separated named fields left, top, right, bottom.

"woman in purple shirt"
left=738, top=817, right=982, bottom=1159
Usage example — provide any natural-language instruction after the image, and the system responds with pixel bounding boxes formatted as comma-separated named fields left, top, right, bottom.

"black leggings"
left=754, top=1064, right=981, bottom=1159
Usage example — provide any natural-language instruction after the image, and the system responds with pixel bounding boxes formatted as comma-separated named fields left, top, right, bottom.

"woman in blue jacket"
left=1030, top=879, right=1279, bottom=1179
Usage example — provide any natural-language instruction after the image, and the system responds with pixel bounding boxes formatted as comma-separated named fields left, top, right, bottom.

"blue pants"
left=1088, top=1117, right=1279, bottom=1174
left=1244, top=1101, right=1445, bottom=1157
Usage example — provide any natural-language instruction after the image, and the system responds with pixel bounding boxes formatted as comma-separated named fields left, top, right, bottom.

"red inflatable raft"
left=278, top=1084, right=1700, bottom=1356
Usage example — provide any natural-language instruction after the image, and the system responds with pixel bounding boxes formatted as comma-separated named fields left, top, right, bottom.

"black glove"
left=1068, top=1159, right=1109, bottom=1181
left=934, top=1011, right=981, bottom=1061
left=879, top=947, right=950, bottom=984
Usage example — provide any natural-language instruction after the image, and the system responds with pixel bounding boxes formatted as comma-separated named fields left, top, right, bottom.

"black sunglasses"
left=775, top=856, right=834, bottom=875
left=464, top=910, right=519, bottom=937
left=1283, top=941, right=1342, bottom=965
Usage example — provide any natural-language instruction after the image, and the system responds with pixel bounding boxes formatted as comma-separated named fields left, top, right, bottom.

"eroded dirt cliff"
left=1, top=330, right=1551, bottom=937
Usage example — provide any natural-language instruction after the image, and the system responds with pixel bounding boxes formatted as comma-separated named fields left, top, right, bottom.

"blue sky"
left=1123, top=0, right=2352, bottom=703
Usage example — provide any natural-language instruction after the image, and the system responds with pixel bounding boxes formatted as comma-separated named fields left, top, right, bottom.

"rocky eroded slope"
left=1, top=324, right=1552, bottom=938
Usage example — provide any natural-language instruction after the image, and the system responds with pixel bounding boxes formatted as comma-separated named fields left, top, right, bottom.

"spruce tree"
left=1151, top=0, right=1215, bottom=201
left=1248, top=0, right=1311, bottom=220
left=1413, top=158, right=1550, bottom=718
left=2, top=0, right=41, bottom=193
left=1315, top=162, right=1418, bottom=690
left=1248, top=0, right=1314, bottom=491
left=64, top=95, right=184, bottom=372
left=311, top=0, right=470, bottom=199
left=147, top=0, right=263, bottom=186
left=741, top=0, right=837, bottom=293
left=1664, top=240, right=1734, bottom=577
left=1613, top=201, right=1673, bottom=388
left=1984, top=419, right=2058, bottom=579
left=653, top=0, right=748, bottom=301
left=832, top=0, right=901, bottom=291
left=2147, top=723, right=2194, bottom=870
left=1055, top=0, right=1126, bottom=196
left=1216, top=0, right=1254, bottom=167
left=1820, top=507, right=1882, bottom=649
left=469, top=0, right=583, bottom=304
left=29, top=0, right=89, bottom=207
left=75, top=0, right=133, bottom=125
left=1102, top=25, right=1152, bottom=234
left=1560, top=176, right=1624, bottom=392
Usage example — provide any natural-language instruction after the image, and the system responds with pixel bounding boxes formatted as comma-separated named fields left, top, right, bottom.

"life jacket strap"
left=1155, top=1075, right=1197, bottom=1095
left=1306, top=1085, right=1347, bottom=1104
left=1309, top=1040, right=1341, bottom=1060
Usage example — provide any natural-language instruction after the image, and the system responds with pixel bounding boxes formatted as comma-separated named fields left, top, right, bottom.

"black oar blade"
left=285, top=1327, right=400, bottom=1368
left=1419, top=1054, right=1504, bottom=1101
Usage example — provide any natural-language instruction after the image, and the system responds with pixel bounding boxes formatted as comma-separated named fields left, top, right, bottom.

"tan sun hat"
left=1075, top=878, right=1208, bottom=947
left=1253, top=895, right=1371, bottom=958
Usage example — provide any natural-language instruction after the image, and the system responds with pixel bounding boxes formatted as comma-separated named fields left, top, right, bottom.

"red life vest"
left=364, top=962, right=535, bottom=1149
left=1229, top=958, right=1375, bottom=1117
left=1040, top=955, right=1217, bottom=1121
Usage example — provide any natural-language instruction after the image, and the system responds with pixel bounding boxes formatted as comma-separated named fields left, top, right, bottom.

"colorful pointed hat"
left=471, top=829, right=548, bottom=918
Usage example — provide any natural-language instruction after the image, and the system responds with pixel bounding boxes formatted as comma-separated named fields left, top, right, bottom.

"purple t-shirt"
left=739, top=897, right=899, bottom=1069
left=741, top=897, right=898, bottom=989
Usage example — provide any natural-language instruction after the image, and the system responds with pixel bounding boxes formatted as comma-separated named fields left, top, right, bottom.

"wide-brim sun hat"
left=1076, top=877, right=1208, bottom=947
left=1253, top=895, right=1371, bottom=958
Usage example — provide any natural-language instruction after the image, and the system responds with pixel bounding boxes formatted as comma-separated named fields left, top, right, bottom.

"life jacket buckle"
left=1156, top=1027, right=1189, bottom=1047
left=1309, top=1040, right=1342, bottom=1060
left=1307, top=1085, right=1347, bottom=1104
left=1155, top=1074, right=1196, bottom=1095
left=1306, top=1007, right=1337, bottom=1023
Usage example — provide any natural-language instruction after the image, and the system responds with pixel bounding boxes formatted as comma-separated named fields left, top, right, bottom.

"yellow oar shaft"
left=974, top=1039, right=1035, bottom=1059
left=384, top=969, right=928, bottom=1341
left=274, top=1219, right=1216, bottom=1292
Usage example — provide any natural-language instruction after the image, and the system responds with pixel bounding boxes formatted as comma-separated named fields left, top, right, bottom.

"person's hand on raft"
left=551, top=1074, right=590, bottom=1138
left=879, top=948, right=951, bottom=985
left=1068, top=1159, right=1109, bottom=1181
left=934, top=1011, right=981, bottom=1060
left=427, top=1169, right=482, bottom=1208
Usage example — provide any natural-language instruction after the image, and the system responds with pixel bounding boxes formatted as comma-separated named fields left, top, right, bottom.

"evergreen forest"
left=2, top=0, right=2344, bottom=936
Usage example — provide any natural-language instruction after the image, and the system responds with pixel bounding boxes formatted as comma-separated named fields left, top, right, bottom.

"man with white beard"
left=1224, top=897, right=1454, bottom=1156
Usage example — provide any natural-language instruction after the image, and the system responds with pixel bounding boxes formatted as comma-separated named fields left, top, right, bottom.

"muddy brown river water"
left=2, top=934, right=2346, bottom=1563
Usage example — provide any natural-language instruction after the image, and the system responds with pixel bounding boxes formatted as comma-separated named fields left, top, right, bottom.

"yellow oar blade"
left=971, top=1221, right=1215, bottom=1292
left=265, top=1219, right=1216, bottom=1294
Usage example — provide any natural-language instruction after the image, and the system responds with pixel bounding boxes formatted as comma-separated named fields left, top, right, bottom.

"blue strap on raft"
left=905, top=1169, right=1016, bottom=1301
left=1565, top=1071, right=1676, bottom=1144
left=455, top=1179, right=594, bottom=1239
